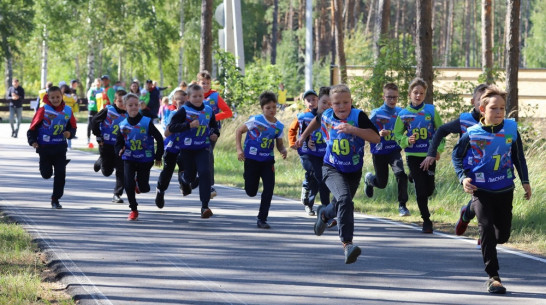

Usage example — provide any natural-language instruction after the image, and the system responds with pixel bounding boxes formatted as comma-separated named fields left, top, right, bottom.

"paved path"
left=1, top=123, right=545, bottom=305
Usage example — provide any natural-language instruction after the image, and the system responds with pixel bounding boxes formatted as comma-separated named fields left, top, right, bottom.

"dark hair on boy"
left=259, top=91, right=277, bottom=108
left=187, top=83, right=203, bottom=94
left=115, top=89, right=127, bottom=97
left=473, top=83, right=489, bottom=97
left=197, top=70, right=212, bottom=81
left=48, top=86, right=61, bottom=93
left=383, top=83, right=399, bottom=91
left=318, top=86, right=330, bottom=99
left=480, top=85, right=507, bottom=108
left=173, top=89, right=187, bottom=99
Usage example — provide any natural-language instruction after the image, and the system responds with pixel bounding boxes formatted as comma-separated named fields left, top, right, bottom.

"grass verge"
left=0, top=213, right=75, bottom=305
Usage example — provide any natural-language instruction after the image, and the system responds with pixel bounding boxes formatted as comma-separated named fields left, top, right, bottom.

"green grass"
left=0, top=215, right=75, bottom=305
left=216, top=111, right=546, bottom=257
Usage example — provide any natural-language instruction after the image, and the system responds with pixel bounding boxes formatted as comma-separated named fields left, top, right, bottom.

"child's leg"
left=208, top=141, right=216, bottom=186
left=257, top=161, right=275, bottom=221
left=195, top=149, right=211, bottom=208
left=181, top=150, right=197, bottom=185
left=425, top=161, right=436, bottom=197
left=135, top=161, right=153, bottom=194
left=51, top=153, right=67, bottom=200
left=38, top=151, right=54, bottom=179
left=157, top=151, right=178, bottom=192
left=492, top=191, right=513, bottom=245
left=124, top=161, right=138, bottom=210
left=114, top=155, right=124, bottom=196
left=473, top=191, right=500, bottom=277
left=370, top=154, right=390, bottom=189
left=244, top=159, right=261, bottom=197
left=300, top=155, right=318, bottom=207
left=100, top=144, right=116, bottom=177
left=389, top=151, right=408, bottom=206
left=322, top=166, right=361, bottom=243
left=310, top=155, right=330, bottom=206
left=406, top=156, right=431, bottom=220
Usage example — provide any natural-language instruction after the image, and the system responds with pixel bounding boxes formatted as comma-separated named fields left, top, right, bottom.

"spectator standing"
left=7, top=78, right=25, bottom=138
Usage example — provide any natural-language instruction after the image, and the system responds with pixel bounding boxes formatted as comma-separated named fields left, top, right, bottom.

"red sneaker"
left=128, top=210, right=139, bottom=221
left=88, top=142, right=94, bottom=148
left=455, top=205, right=470, bottom=236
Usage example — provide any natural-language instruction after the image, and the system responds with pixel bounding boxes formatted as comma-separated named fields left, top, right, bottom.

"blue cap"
left=101, top=75, right=110, bottom=80
left=303, top=89, right=318, bottom=99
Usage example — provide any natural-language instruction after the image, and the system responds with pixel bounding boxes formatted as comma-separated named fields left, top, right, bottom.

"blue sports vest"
left=370, top=105, right=402, bottom=155
left=164, top=111, right=183, bottom=153
left=177, top=104, right=213, bottom=150
left=463, top=120, right=518, bottom=191
left=244, top=114, right=284, bottom=162
left=100, top=105, right=127, bottom=145
left=296, top=111, right=319, bottom=156
left=322, top=108, right=365, bottom=173
left=398, top=104, right=436, bottom=153
left=38, top=104, right=72, bottom=145
left=459, top=112, right=479, bottom=134
left=204, top=91, right=221, bottom=129
left=119, top=116, right=154, bottom=162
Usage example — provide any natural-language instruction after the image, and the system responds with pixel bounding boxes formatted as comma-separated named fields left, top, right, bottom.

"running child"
left=296, top=84, right=380, bottom=264
left=235, top=91, right=287, bottom=229
left=91, top=89, right=128, bottom=203
left=165, top=84, right=220, bottom=218
left=115, top=93, right=164, bottom=221
left=364, top=83, right=409, bottom=217
left=155, top=90, right=188, bottom=209
left=288, top=89, right=321, bottom=216
left=86, top=78, right=102, bottom=147
left=393, top=77, right=444, bottom=233
left=27, top=86, right=77, bottom=209
left=198, top=70, right=233, bottom=198
left=452, top=85, right=531, bottom=294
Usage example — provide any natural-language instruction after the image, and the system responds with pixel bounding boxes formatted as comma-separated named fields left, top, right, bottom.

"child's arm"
left=235, top=124, right=248, bottom=161
left=335, top=111, right=380, bottom=143
left=512, top=131, right=532, bottom=200
left=90, top=108, right=108, bottom=143
left=27, top=107, right=45, bottom=148
left=149, top=122, right=164, bottom=166
left=165, top=108, right=190, bottom=137
left=422, top=117, right=461, bottom=170
left=393, top=116, right=410, bottom=149
left=295, top=117, right=319, bottom=148
left=276, top=138, right=288, bottom=159
left=451, top=133, right=477, bottom=194
left=214, top=95, right=233, bottom=121
left=433, top=108, right=445, bottom=154
left=115, top=132, right=125, bottom=157
left=288, top=117, right=300, bottom=149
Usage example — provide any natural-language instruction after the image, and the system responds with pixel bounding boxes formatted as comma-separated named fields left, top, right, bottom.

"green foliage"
left=524, top=0, right=546, bottom=67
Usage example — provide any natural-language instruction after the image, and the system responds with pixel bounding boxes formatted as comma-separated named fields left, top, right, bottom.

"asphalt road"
left=1, top=123, right=545, bottom=305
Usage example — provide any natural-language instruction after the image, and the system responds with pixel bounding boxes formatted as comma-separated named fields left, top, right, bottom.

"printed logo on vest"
left=475, top=172, right=485, bottom=183
left=249, top=146, right=257, bottom=155
left=184, top=138, right=192, bottom=145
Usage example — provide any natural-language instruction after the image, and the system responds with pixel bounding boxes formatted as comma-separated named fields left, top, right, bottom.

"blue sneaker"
left=364, top=172, right=374, bottom=198
left=314, top=205, right=327, bottom=236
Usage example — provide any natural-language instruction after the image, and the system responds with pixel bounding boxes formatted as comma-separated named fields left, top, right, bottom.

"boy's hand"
left=462, top=178, right=477, bottom=194
left=334, top=123, right=354, bottom=134
left=119, top=147, right=125, bottom=157
left=280, top=148, right=287, bottom=159
left=379, top=129, right=390, bottom=137
left=164, top=127, right=172, bottom=137
left=210, top=134, right=218, bottom=142
left=32, top=142, right=39, bottom=149
left=294, top=137, right=304, bottom=149
left=63, top=131, right=71, bottom=139
left=420, top=156, right=436, bottom=171
left=408, top=133, right=417, bottom=144
left=308, top=139, right=316, bottom=150
left=154, top=159, right=162, bottom=167
left=523, top=183, right=532, bottom=200
left=189, top=120, right=199, bottom=128
left=237, top=149, right=245, bottom=161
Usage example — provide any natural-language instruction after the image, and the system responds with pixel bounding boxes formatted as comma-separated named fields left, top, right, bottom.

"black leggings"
left=406, top=156, right=435, bottom=220
left=244, top=158, right=275, bottom=221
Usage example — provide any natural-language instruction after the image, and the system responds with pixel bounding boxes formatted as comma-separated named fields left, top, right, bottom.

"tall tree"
left=505, top=0, right=520, bottom=120
left=482, top=0, right=494, bottom=83
left=373, top=0, right=390, bottom=61
left=464, top=0, right=471, bottom=67
left=364, top=0, right=376, bottom=37
left=200, top=0, right=213, bottom=72
left=416, top=0, right=434, bottom=104
left=271, top=0, right=279, bottom=64
left=333, top=0, right=347, bottom=83
left=178, top=0, right=185, bottom=84
left=443, top=0, right=454, bottom=66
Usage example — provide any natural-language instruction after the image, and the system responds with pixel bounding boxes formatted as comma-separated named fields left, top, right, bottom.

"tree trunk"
left=333, top=0, right=347, bottom=83
left=117, top=50, right=123, bottom=82
left=482, top=0, right=494, bottom=83
left=443, top=0, right=453, bottom=66
left=289, top=0, right=294, bottom=31
left=416, top=0, right=434, bottom=104
left=364, top=0, right=376, bottom=38
left=464, top=0, right=470, bottom=67
left=178, top=0, right=184, bottom=83
left=200, top=0, right=213, bottom=72
left=520, top=0, right=530, bottom=67
left=97, top=40, right=103, bottom=78
left=330, top=0, right=336, bottom=66
left=40, top=25, right=48, bottom=90
left=505, top=0, right=520, bottom=120
left=394, top=0, right=401, bottom=40
left=86, top=39, right=95, bottom=91
left=271, top=0, right=279, bottom=64
left=471, top=0, right=476, bottom=67
left=373, top=0, right=390, bottom=61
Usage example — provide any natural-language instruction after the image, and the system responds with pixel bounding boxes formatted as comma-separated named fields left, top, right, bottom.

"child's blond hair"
left=480, top=85, right=507, bottom=108
left=330, top=84, right=351, bottom=96
left=408, top=77, right=428, bottom=93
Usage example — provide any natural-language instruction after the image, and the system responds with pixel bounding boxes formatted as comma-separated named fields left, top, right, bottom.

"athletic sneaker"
left=128, top=210, right=139, bottom=221
left=301, top=187, right=310, bottom=205
left=51, top=199, right=62, bottom=209
left=210, top=187, right=217, bottom=199
left=155, top=189, right=165, bottom=209
left=422, top=219, right=433, bottom=233
left=180, top=182, right=191, bottom=196
left=305, top=205, right=315, bottom=216
left=314, top=206, right=327, bottom=236
left=112, top=194, right=123, bottom=203
left=191, top=176, right=200, bottom=189
left=486, top=276, right=506, bottom=294
left=408, top=173, right=414, bottom=183
left=327, top=218, right=337, bottom=228
left=201, top=208, right=213, bottom=218
left=455, top=205, right=470, bottom=235
left=477, top=239, right=481, bottom=249
left=93, top=157, right=102, bottom=172
left=343, top=242, right=361, bottom=264
left=364, top=172, right=374, bottom=198
left=398, top=206, right=411, bottom=217
left=257, top=219, right=271, bottom=229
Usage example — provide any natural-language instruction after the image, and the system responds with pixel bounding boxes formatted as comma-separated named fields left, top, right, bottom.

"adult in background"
left=145, top=79, right=160, bottom=119
left=100, top=75, right=115, bottom=110
left=7, top=78, right=25, bottom=138
left=86, top=78, right=103, bottom=147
